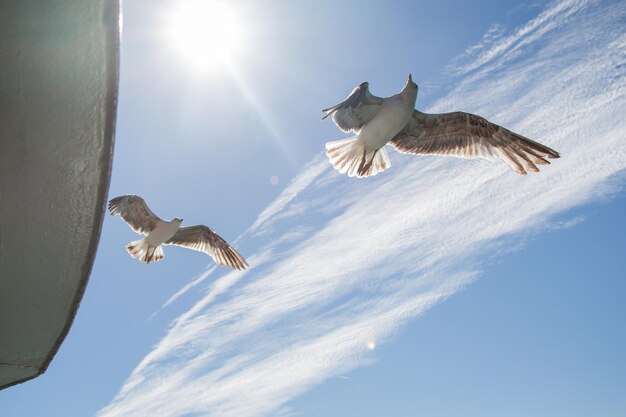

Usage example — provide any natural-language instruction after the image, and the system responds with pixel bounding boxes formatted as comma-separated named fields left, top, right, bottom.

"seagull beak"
left=408, top=73, right=412, bottom=81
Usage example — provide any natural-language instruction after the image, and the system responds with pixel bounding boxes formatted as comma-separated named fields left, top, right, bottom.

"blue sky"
left=2, top=0, right=625, bottom=416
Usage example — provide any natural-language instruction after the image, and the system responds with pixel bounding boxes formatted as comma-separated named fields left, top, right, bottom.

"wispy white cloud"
left=445, top=23, right=506, bottom=76
left=446, top=0, right=593, bottom=77
left=98, top=1, right=626, bottom=416
left=157, top=267, right=216, bottom=312
left=549, top=215, right=586, bottom=231
left=248, top=154, right=330, bottom=235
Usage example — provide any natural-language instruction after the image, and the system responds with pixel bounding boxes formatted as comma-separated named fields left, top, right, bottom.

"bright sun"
left=166, top=0, right=246, bottom=70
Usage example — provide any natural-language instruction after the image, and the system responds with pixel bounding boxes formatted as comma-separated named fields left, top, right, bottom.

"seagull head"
left=402, top=73, right=418, bottom=96
left=173, top=217, right=184, bottom=224
left=406, top=73, right=417, bottom=88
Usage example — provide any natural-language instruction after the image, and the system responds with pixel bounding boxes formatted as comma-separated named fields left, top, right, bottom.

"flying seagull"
left=323, top=74, right=560, bottom=177
left=108, top=195, right=248, bottom=269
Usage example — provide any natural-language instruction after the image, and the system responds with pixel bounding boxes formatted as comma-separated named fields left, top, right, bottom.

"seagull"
left=108, top=195, right=248, bottom=269
left=323, top=74, right=560, bottom=177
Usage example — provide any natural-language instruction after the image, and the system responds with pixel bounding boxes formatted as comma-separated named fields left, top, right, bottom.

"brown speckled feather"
left=165, top=226, right=248, bottom=270
left=108, top=195, right=162, bottom=235
left=389, top=111, right=560, bottom=175
left=322, top=82, right=384, bottom=133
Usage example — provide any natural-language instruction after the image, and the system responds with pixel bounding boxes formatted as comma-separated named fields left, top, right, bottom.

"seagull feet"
left=357, top=150, right=378, bottom=177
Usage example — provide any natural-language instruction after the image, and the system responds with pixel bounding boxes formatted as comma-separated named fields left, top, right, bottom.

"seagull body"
left=357, top=81, right=417, bottom=151
left=323, top=74, right=560, bottom=177
left=143, top=218, right=182, bottom=249
left=108, top=195, right=248, bottom=269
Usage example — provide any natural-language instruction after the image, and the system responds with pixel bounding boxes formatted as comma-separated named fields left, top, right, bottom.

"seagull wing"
left=165, top=226, right=248, bottom=270
left=322, top=82, right=384, bottom=132
left=389, top=110, right=560, bottom=175
left=108, top=195, right=162, bottom=235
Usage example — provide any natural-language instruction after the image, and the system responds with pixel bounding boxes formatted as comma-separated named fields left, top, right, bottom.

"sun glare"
left=167, top=1, right=246, bottom=70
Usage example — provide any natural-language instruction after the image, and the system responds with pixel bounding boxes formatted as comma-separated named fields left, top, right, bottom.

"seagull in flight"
left=108, top=195, right=248, bottom=269
left=323, top=74, right=560, bottom=177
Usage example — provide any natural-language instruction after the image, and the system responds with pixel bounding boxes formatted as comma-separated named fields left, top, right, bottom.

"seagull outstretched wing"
left=108, top=195, right=162, bottom=235
left=322, top=82, right=384, bottom=133
left=389, top=110, right=560, bottom=175
left=165, top=226, right=248, bottom=270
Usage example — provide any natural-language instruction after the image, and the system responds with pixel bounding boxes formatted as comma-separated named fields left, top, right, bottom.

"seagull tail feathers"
left=325, top=136, right=391, bottom=178
left=126, top=239, right=165, bottom=263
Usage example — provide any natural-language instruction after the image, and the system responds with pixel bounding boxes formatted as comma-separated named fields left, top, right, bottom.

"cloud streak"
left=98, top=1, right=625, bottom=416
